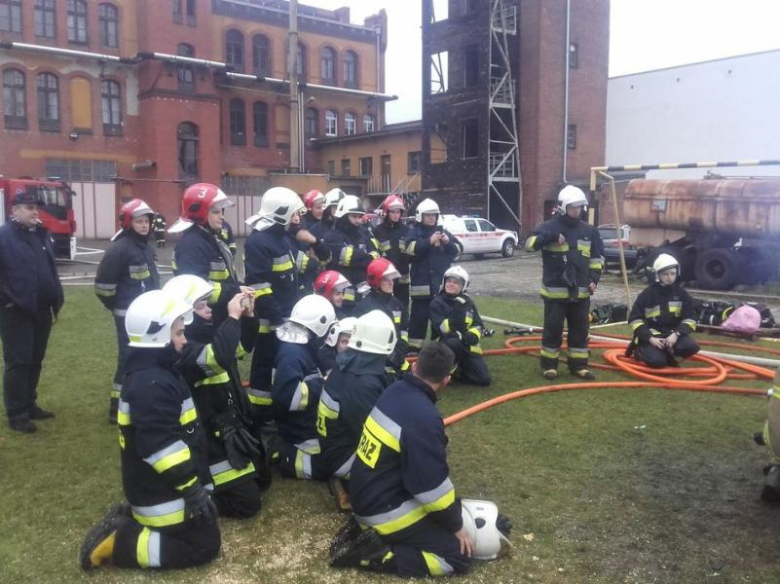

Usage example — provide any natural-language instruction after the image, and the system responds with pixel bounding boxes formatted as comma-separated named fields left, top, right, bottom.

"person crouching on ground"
left=319, top=317, right=357, bottom=376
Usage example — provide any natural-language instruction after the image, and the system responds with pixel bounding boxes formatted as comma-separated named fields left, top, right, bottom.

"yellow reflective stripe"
left=440, top=319, right=451, bottom=334
left=421, top=488, right=455, bottom=514
left=540, top=347, right=559, bottom=358
left=629, top=319, right=645, bottom=331
left=129, top=270, right=152, bottom=280
left=137, top=527, right=151, bottom=568
left=180, top=407, right=197, bottom=426
left=94, top=287, right=116, bottom=297
left=211, top=461, right=256, bottom=487
left=569, top=347, right=589, bottom=359
left=208, top=282, right=222, bottom=305
left=365, top=415, right=401, bottom=452
left=543, top=242, right=569, bottom=252
left=404, top=240, right=417, bottom=256
left=645, top=306, right=661, bottom=318
left=254, top=287, right=272, bottom=298
left=272, top=261, right=294, bottom=272
left=422, top=551, right=446, bottom=576
left=469, top=345, right=484, bottom=354
left=374, top=505, right=427, bottom=535
left=340, top=246, right=355, bottom=266
left=132, top=509, right=186, bottom=528
left=590, top=259, right=603, bottom=269
left=540, top=287, right=570, bottom=299
left=151, top=447, right=191, bottom=473
left=208, top=269, right=230, bottom=280
left=682, top=318, right=697, bottom=330
left=524, top=235, right=538, bottom=252
left=171, top=258, right=178, bottom=271
left=194, top=371, right=231, bottom=387
left=317, top=399, right=339, bottom=437
left=175, top=476, right=198, bottom=491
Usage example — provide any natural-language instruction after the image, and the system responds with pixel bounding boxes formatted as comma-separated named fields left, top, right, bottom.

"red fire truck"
left=1, top=177, right=77, bottom=259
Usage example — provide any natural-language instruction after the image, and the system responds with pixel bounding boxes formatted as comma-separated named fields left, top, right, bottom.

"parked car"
left=440, top=214, right=519, bottom=259
left=598, top=224, right=641, bottom=268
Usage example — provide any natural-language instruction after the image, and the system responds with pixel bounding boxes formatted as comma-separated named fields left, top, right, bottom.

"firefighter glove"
left=219, top=413, right=261, bottom=470
left=182, top=483, right=218, bottom=524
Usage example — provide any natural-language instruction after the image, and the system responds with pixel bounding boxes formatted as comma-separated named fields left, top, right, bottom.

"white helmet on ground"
left=325, top=317, right=357, bottom=348
left=557, top=185, right=588, bottom=212
left=348, top=310, right=397, bottom=355
left=334, top=195, right=365, bottom=219
left=652, top=253, right=679, bottom=284
left=246, top=187, right=305, bottom=231
left=460, top=499, right=512, bottom=561
left=162, top=275, right=214, bottom=307
left=415, top=198, right=441, bottom=223
left=288, top=294, right=337, bottom=338
left=125, top=290, right=193, bottom=348
left=324, top=188, right=347, bottom=210
left=442, top=265, right=470, bottom=293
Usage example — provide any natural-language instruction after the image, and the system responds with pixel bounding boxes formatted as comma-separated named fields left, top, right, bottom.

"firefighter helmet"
left=414, top=198, right=441, bottom=223
left=325, top=317, right=358, bottom=348
left=314, top=270, right=351, bottom=301
left=557, top=185, right=588, bottom=212
left=247, top=187, right=305, bottom=231
left=442, top=265, right=470, bottom=293
left=303, top=189, right=325, bottom=210
left=334, top=195, right=365, bottom=219
left=288, top=294, right=336, bottom=338
left=125, top=290, right=193, bottom=348
left=460, top=499, right=513, bottom=561
left=379, top=194, right=406, bottom=215
left=324, top=188, right=347, bottom=210
left=348, top=310, right=397, bottom=356
left=366, top=258, right=401, bottom=290
left=169, top=183, right=234, bottom=233
left=118, top=199, right=155, bottom=231
left=162, top=274, right=214, bottom=307
left=652, top=253, right=679, bottom=284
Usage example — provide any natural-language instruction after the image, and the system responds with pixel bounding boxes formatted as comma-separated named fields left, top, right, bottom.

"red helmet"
left=182, top=183, right=232, bottom=223
left=303, top=189, right=325, bottom=210
left=118, top=199, right=154, bottom=230
left=314, top=270, right=351, bottom=301
left=380, top=194, right=406, bottom=215
left=366, top=258, right=401, bottom=290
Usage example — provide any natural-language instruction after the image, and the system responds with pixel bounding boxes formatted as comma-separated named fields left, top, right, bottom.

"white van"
left=440, top=215, right=518, bottom=259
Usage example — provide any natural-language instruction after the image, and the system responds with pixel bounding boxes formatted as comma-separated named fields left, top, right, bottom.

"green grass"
left=1, top=289, right=778, bottom=583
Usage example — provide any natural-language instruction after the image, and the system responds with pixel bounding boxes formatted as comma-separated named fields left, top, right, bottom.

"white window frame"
left=325, top=110, right=338, bottom=137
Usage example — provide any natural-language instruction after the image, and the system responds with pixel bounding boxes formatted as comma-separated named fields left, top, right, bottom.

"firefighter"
left=429, top=266, right=491, bottom=386
left=314, top=270, right=353, bottom=319
left=402, top=198, right=459, bottom=349
left=269, top=294, right=336, bottom=480
left=0, top=190, right=63, bottom=433
left=169, top=183, right=242, bottom=326
left=757, top=368, right=780, bottom=502
left=310, top=188, right=345, bottom=241
left=163, top=275, right=269, bottom=518
left=79, top=290, right=220, bottom=571
left=243, top=187, right=304, bottom=417
left=318, top=317, right=357, bottom=376
left=95, top=199, right=160, bottom=424
left=288, top=206, right=331, bottom=295
left=152, top=213, right=167, bottom=248
left=317, top=310, right=396, bottom=510
left=302, top=189, right=326, bottom=229
left=219, top=219, right=238, bottom=257
left=354, top=257, right=410, bottom=376
left=374, top=194, right=411, bottom=308
left=524, top=185, right=604, bottom=380
left=627, top=253, right=699, bottom=368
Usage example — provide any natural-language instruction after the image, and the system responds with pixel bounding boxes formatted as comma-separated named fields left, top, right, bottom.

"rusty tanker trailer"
left=621, top=178, right=780, bottom=290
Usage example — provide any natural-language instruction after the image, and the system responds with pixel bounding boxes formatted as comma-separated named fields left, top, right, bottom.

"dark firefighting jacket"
left=353, top=290, right=410, bottom=371
left=309, top=214, right=335, bottom=241
left=374, top=219, right=411, bottom=284
left=287, top=224, right=330, bottom=295
left=244, top=223, right=299, bottom=332
left=317, top=350, right=391, bottom=478
left=302, top=213, right=319, bottom=230
left=402, top=223, right=459, bottom=298
left=429, top=292, right=485, bottom=355
left=324, top=217, right=380, bottom=289
left=94, top=230, right=159, bottom=316
left=628, top=281, right=697, bottom=342
left=218, top=220, right=238, bottom=257
left=350, top=374, right=462, bottom=537
left=524, top=214, right=604, bottom=302
left=118, top=347, right=211, bottom=529
left=173, top=225, right=240, bottom=321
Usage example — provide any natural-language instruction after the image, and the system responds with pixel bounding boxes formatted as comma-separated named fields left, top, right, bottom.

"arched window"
left=34, top=0, right=56, bottom=38
left=37, top=73, right=60, bottom=131
left=3, top=68, right=27, bottom=129
left=363, top=114, right=375, bottom=133
left=100, top=79, right=122, bottom=135
left=344, top=112, right=356, bottom=136
left=177, top=122, right=199, bottom=180
left=67, top=0, right=88, bottom=44
left=229, top=98, right=246, bottom=145
left=99, top=4, right=119, bottom=48
left=305, top=107, right=319, bottom=139
left=177, top=43, right=195, bottom=91
left=321, top=47, right=336, bottom=85
left=252, top=35, right=270, bottom=77
left=325, top=110, right=338, bottom=137
left=253, top=101, right=268, bottom=147
left=226, top=29, right=244, bottom=72
left=296, top=43, right=307, bottom=79
left=344, top=51, right=358, bottom=88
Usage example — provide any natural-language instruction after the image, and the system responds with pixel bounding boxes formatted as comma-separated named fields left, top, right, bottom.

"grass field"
left=1, top=287, right=778, bottom=583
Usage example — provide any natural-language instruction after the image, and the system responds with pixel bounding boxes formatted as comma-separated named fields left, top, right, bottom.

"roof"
left=314, top=120, right=422, bottom=147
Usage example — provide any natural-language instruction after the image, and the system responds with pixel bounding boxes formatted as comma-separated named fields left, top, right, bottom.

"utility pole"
left=288, top=0, right=300, bottom=172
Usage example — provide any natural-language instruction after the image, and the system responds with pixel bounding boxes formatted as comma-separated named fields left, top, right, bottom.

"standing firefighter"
left=758, top=368, right=780, bottom=502
left=152, top=213, right=166, bottom=248
left=524, top=186, right=604, bottom=380
left=302, top=189, right=326, bottom=230
left=374, top=194, right=411, bottom=308
left=95, top=199, right=160, bottom=424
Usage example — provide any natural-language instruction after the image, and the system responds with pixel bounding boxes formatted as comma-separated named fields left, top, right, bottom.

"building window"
left=359, top=157, right=373, bottom=177
left=464, top=45, right=479, bottom=87
left=341, top=159, right=351, bottom=177
left=177, top=122, right=199, bottom=181
left=177, top=43, right=195, bottom=91
left=296, top=43, right=307, bottom=79
left=174, top=0, right=196, bottom=25
left=569, top=43, right=578, bottom=69
left=253, top=101, right=268, bottom=147
left=408, top=151, right=422, bottom=174
left=363, top=114, right=375, bottom=133
left=3, top=68, right=27, bottom=129
left=67, top=0, right=88, bottom=44
left=567, top=124, right=577, bottom=149
left=186, top=0, right=196, bottom=25
left=229, top=99, right=246, bottom=146
left=101, top=79, right=123, bottom=136
left=462, top=119, right=478, bottom=159
left=173, top=0, right=182, bottom=22
left=34, top=0, right=56, bottom=38
left=252, top=35, right=271, bottom=77
left=344, top=51, right=358, bottom=88
left=325, top=110, right=338, bottom=137
left=0, top=0, right=21, bottom=33
left=305, top=107, right=318, bottom=139
left=37, top=73, right=60, bottom=132
left=226, top=30, right=244, bottom=73
left=326, top=160, right=335, bottom=176
left=344, top=112, right=356, bottom=136
left=99, top=4, right=119, bottom=48
left=430, top=51, right=449, bottom=94
left=321, top=47, right=336, bottom=85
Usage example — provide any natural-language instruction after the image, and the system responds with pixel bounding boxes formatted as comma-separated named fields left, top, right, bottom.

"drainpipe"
left=375, top=26, right=381, bottom=130
left=562, top=0, right=571, bottom=182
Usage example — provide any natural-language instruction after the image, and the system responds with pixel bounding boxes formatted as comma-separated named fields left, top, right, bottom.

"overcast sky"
left=302, top=0, right=780, bottom=123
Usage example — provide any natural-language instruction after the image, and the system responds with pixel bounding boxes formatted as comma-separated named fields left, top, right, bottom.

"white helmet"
left=557, top=185, right=588, bottom=212
left=125, top=290, right=193, bottom=348
left=162, top=275, right=214, bottom=307
left=348, top=310, right=397, bottom=356
left=247, top=187, right=305, bottom=231
left=415, top=198, right=441, bottom=223
left=325, top=317, right=357, bottom=348
left=461, top=499, right=512, bottom=561
left=324, top=188, right=347, bottom=210
left=289, top=294, right=337, bottom=338
left=653, top=253, right=679, bottom=284
left=442, top=265, right=470, bottom=293
left=334, top=195, right=365, bottom=219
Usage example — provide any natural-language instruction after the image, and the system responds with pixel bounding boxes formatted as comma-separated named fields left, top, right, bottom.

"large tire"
left=501, top=238, right=515, bottom=257
left=694, top=248, right=738, bottom=290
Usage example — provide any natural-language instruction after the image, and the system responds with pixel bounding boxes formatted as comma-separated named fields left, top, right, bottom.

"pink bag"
left=721, top=305, right=762, bottom=334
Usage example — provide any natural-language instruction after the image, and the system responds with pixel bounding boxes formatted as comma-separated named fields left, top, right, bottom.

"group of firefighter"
left=67, top=178, right=780, bottom=576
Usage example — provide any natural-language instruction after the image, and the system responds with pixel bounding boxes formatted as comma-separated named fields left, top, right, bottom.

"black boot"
left=79, top=503, right=131, bottom=570
left=761, top=465, right=780, bottom=503
left=9, top=416, right=37, bottom=434
left=108, top=397, right=119, bottom=425
left=330, top=523, right=394, bottom=572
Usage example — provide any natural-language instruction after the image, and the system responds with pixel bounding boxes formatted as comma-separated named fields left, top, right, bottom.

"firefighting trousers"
left=249, top=332, right=278, bottom=422
left=0, top=306, right=53, bottom=422
left=441, top=337, right=491, bottom=387
left=213, top=478, right=262, bottom=519
left=541, top=299, right=591, bottom=372
left=409, top=297, right=432, bottom=348
left=112, top=316, right=130, bottom=401
left=393, top=282, right=410, bottom=312
left=635, top=334, right=700, bottom=369
left=112, top=517, right=220, bottom=570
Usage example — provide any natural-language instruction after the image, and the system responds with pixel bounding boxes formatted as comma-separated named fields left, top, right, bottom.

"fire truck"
left=1, top=177, right=77, bottom=260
